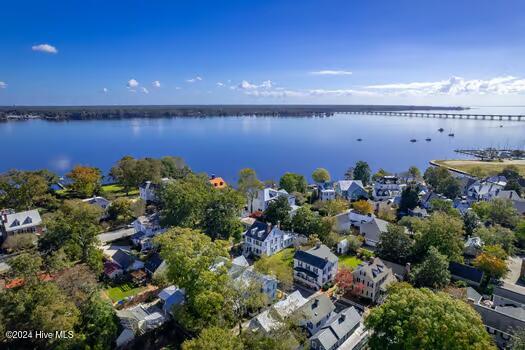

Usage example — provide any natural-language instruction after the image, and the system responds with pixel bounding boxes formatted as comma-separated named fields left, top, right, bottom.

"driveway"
left=504, top=255, right=524, bottom=285
left=97, top=227, right=135, bottom=244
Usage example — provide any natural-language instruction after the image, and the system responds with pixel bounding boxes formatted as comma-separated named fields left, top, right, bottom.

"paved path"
left=504, top=255, right=523, bottom=285
left=97, top=227, right=135, bottom=244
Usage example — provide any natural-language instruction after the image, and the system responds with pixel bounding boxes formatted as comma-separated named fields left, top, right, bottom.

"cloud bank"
left=0, top=81, right=6, bottom=89
left=32, top=44, right=58, bottom=54
left=310, top=70, right=353, bottom=76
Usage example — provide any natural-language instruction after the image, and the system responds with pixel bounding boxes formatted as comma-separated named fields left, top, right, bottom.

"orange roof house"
left=209, top=176, right=227, bottom=189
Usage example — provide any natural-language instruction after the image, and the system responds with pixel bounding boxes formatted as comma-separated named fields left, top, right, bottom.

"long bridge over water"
left=343, top=110, right=525, bottom=121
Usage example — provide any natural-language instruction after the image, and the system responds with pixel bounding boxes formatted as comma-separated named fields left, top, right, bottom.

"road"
left=97, top=227, right=135, bottom=244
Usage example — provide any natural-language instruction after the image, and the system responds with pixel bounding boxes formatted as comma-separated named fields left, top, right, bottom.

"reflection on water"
left=1, top=111, right=524, bottom=182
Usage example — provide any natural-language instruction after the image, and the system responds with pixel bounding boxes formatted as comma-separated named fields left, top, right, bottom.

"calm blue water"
left=2, top=106, right=525, bottom=183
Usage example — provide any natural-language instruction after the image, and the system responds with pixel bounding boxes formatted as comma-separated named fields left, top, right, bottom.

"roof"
left=311, top=307, right=361, bottom=350
left=336, top=180, right=365, bottom=192
left=493, top=189, right=522, bottom=201
left=3, top=210, right=42, bottom=232
left=359, top=217, right=388, bottom=243
left=261, top=188, right=290, bottom=202
left=144, top=252, right=163, bottom=273
left=81, top=196, right=111, bottom=208
left=209, top=176, right=227, bottom=188
left=104, top=261, right=122, bottom=275
left=294, top=244, right=337, bottom=269
left=245, top=221, right=274, bottom=242
left=112, top=249, right=137, bottom=270
left=252, top=290, right=307, bottom=333
left=232, top=255, right=249, bottom=267
left=354, top=257, right=394, bottom=283
left=295, top=294, right=336, bottom=326
left=494, top=283, right=525, bottom=305
left=449, top=262, right=484, bottom=284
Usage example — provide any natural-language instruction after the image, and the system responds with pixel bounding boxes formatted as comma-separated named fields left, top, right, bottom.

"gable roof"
left=311, top=307, right=362, bottom=350
left=296, top=294, right=336, bottom=325
left=3, top=210, right=42, bottom=232
left=112, top=249, right=137, bottom=270
left=82, top=196, right=111, bottom=208
left=449, top=262, right=484, bottom=284
left=209, top=176, right=227, bottom=188
left=144, top=252, right=163, bottom=273
left=354, top=257, right=394, bottom=283
left=245, top=221, right=275, bottom=242
left=359, top=217, right=388, bottom=243
left=294, top=244, right=337, bottom=269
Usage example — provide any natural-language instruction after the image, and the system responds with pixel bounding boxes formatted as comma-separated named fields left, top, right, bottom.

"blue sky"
left=1, top=0, right=524, bottom=106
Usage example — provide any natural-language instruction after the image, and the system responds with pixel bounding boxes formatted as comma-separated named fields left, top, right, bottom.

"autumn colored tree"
left=352, top=200, right=373, bottom=215
left=473, top=245, right=509, bottom=281
left=335, top=267, right=354, bottom=295
left=67, top=165, right=102, bottom=197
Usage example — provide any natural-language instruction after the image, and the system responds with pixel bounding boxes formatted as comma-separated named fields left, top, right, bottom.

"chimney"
left=315, top=241, right=321, bottom=249
left=276, top=220, right=281, bottom=229
left=312, top=298, right=319, bottom=309
left=339, top=313, right=346, bottom=323
left=266, top=223, right=272, bottom=233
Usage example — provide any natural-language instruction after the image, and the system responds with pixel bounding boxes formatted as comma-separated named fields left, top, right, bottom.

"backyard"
left=254, top=248, right=294, bottom=290
left=104, top=283, right=146, bottom=303
left=338, top=255, right=363, bottom=270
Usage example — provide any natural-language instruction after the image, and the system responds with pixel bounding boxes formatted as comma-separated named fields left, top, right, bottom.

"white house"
left=317, top=183, right=336, bottom=201
left=139, top=178, right=170, bottom=202
left=296, top=294, right=336, bottom=336
left=373, top=176, right=404, bottom=201
left=229, top=262, right=278, bottom=301
left=133, top=213, right=164, bottom=236
left=310, top=307, right=366, bottom=350
left=248, top=188, right=296, bottom=213
left=243, top=221, right=295, bottom=257
left=334, top=209, right=374, bottom=233
left=467, top=181, right=504, bottom=201
left=293, top=243, right=338, bottom=290
left=1, top=209, right=43, bottom=237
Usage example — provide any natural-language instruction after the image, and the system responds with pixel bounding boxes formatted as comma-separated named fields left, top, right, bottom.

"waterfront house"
left=0, top=209, right=43, bottom=238
left=467, top=181, right=504, bottom=201
left=81, top=196, right=111, bottom=218
left=132, top=213, right=165, bottom=236
left=334, top=180, right=368, bottom=201
left=318, top=183, right=336, bottom=201
left=249, top=188, right=296, bottom=213
left=352, top=258, right=397, bottom=303
left=372, top=176, right=403, bottom=201
left=139, top=178, right=170, bottom=203
left=293, top=243, right=338, bottom=290
left=243, top=221, right=294, bottom=257
left=310, top=306, right=367, bottom=350
left=359, top=217, right=389, bottom=247
left=295, top=294, right=336, bottom=336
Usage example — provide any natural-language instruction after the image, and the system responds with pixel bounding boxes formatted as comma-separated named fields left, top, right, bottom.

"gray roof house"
left=295, top=294, right=336, bottom=336
left=294, top=243, right=338, bottom=290
left=359, top=217, right=389, bottom=247
left=334, top=180, right=368, bottom=201
left=470, top=283, right=525, bottom=348
left=81, top=196, right=111, bottom=210
left=1, top=209, right=43, bottom=236
left=310, top=307, right=368, bottom=350
left=353, top=258, right=397, bottom=303
left=115, top=302, right=167, bottom=347
left=243, top=221, right=295, bottom=257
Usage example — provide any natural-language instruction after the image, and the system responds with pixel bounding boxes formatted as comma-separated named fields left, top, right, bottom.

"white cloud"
left=31, top=44, right=58, bottom=54
left=367, top=76, right=525, bottom=96
left=216, top=82, right=225, bottom=87
left=236, top=80, right=274, bottom=90
left=102, top=87, right=108, bottom=93
left=310, top=70, right=353, bottom=76
left=127, top=79, right=139, bottom=89
left=175, top=86, right=182, bottom=90
left=0, top=81, right=6, bottom=89
left=141, top=87, right=149, bottom=94
left=152, top=80, right=161, bottom=88
left=186, top=76, right=203, bottom=83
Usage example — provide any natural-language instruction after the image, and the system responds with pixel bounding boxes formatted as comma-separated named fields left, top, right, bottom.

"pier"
left=344, top=111, right=525, bottom=121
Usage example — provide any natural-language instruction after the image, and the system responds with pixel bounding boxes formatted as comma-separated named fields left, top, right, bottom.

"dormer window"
left=23, top=217, right=33, bottom=225
left=10, top=219, right=20, bottom=227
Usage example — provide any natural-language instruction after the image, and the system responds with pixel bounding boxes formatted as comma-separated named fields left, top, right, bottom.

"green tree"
left=161, top=156, right=191, bottom=179
left=238, top=168, right=264, bottom=212
left=78, top=295, right=119, bottom=349
left=9, top=252, right=43, bottom=286
left=66, top=165, right=102, bottom=197
left=411, top=246, right=451, bottom=289
left=472, top=198, right=520, bottom=229
left=413, top=212, right=464, bottom=262
left=0, top=169, right=58, bottom=210
left=344, top=167, right=354, bottom=180
left=372, top=168, right=391, bottom=182
left=429, top=198, right=460, bottom=217
left=182, top=327, right=243, bottom=350
left=408, top=165, right=421, bottom=180
left=107, top=197, right=134, bottom=224
left=263, top=195, right=292, bottom=227
left=279, top=172, right=307, bottom=193
left=399, top=185, right=419, bottom=213
left=1, top=233, right=36, bottom=252
left=312, top=168, right=331, bottom=183
left=510, top=327, right=525, bottom=350
left=424, top=167, right=461, bottom=199
left=202, top=188, right=245, bottom=241
left=463, top=210, right=481, bottom=236
left=351, top=200, right=373, bottom=215
left=315, top=198, right=349, bottom=216
left=353, top=161, right=371, bottom=186
left=377, top=224, right=413, bottom=263
left=517, top=219, right=525, bottom=248
left=159, top=174, right=211, bottom=228
left=365, top=286, right=495, bottom=350
left=291, top=205, right=327, bottom=237
left=474, top=225, right=516, bottom=256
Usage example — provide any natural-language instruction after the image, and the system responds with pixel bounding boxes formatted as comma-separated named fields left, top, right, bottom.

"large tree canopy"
left=365, top=286, right=495, bottom=350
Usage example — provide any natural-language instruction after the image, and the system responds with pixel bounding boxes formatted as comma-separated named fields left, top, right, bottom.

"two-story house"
left=334, top=180, right=368, bottom=201
left=317, top=182, right=336, bottom=201
left=352, top=258, right=397, bottom=303
left=139, top=178, right=170, bottom=203
left=249, top=188, right=296, bottom=213
left=1, top=209, right=43, bottom=239
left=243, top=221, right=294, bottom=257
left=372, top=176, right=404, bottom=201
left=293, top=243, right=338, bottom=290
left=295, top=294, right=336, bottom=336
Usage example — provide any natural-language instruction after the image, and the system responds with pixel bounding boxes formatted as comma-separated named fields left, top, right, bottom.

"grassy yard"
left=338, top=255, right=362, bottom=270
left=254, top=248, right=294, bottom=289
left=433, top=159, right=525, bottom=177
left=105, top=283, right=146, bottom=303
left=55, top=183, right=139, bottom=200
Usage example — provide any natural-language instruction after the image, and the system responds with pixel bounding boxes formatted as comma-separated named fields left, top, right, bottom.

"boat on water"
left=357, top=138, right=362, bottom=142
left=410, top=139, right=417, bottom=143
left=448, top=133, right=455, bottom=137
left=425, top=138, right=431, bottom=141
left=438, top=128, right=444, bottom=132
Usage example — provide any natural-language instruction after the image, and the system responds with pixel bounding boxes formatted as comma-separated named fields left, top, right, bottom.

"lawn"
left=338, top=255, right=362, bottom=270
left=254, top=248, right=294, bottom=289
left=105, top=283, right=146, bottom=303
left=433, top=159, right=525, bottom=177
left=54, top=183, right=139, bottom=200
